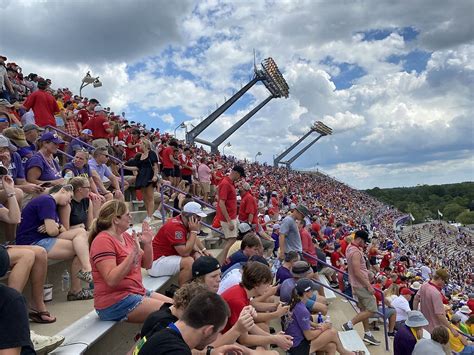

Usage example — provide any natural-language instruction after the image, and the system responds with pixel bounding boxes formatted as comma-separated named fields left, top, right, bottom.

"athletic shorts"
left=32, top=238, right=57, bottom=252
left=181, top=175, right=192, bottom=184
left=162, top=168, right=174, bottom=178
left=353, top=287, right=378, bottom=313
left=220, top=219, right=238, bottom=239
left=148, top=255, right=182, bottom=277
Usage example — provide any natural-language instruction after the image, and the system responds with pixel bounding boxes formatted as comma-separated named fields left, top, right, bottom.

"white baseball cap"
left=183, top=202, right=207, bottom=217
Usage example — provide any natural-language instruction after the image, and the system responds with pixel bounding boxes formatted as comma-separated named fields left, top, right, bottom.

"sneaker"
left=30, top=330, right=65, bottom=354
left=198, top=230, right=208, bottom=236
left=143, top=216, right=152, bottom=224
left=388, top=331, right=396, bottom=337
left=76, top=269, right=93, bottom=283
left=67, top=288, right=94, bottom=301
left=363, top=333, right=381, bottom=345
left=341, top=322, right=353, bottom=331
left=152, top=210, right=163, bottom=219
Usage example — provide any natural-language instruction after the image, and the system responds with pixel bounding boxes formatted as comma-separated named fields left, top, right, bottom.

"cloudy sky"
left=2, top=0, right=473, bottom=189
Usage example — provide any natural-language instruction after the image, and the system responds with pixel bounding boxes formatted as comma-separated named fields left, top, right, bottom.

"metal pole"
left=186, top=77, right=261, bottom=144
left=286, top=134, right=323, bottom=165
left=273, top=129, right=315, bottom=167
left=211, top=95, right=274, bottom=154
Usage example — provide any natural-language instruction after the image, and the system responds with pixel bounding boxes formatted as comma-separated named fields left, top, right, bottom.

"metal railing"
left=303, top=252, right=390, bottom=351
left=159, top=184, right=224, bottom=237
left=45, top=125, right=125, bottom=192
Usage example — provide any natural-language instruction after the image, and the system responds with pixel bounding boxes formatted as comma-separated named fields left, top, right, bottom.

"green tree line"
left=365, top=182, right=474, bottom=225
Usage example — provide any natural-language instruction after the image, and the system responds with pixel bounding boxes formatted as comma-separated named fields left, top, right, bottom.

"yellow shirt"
left=56, top=100, right=64, bottom=111
left=448, top=325, right=464, bottom=353
left=227, top=240, right=242, bottom=257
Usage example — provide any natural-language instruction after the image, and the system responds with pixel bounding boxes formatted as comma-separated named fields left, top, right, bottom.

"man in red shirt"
left=238, top=182, right=258, bottom=226
left=220, top=261, right=292, bottom=350
left=179, top=147, right=194, bottom=185
left=148, top=202, right=210, bottom=285
left=161, top=140, right=179, bottom=185
left=124, top=128, right=141, bottom=160
left=23, top=80, right=59, bottom=127
left=83, top=106, right=111, bottom=142
left=210, top=164, right=224, bottom=202
left=380, top=247, right=393, bottom=271
left=216, top=165, right=245, bottom=263
left=77, top=98, right=98, bottom=130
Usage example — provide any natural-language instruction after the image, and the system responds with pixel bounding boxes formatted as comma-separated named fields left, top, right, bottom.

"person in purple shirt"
left=276, top=251, right=299, bottom=285
left=221, top=234, right=262, bottom=273
left=16, top=184, right=93, bottom=301
left=394, top=311, right=429, bottom=355
left=65, top=129, right=94, bottom=160
left=284, top=278, right=357, bottom=355
left=25, top=132, right=65, bottom=186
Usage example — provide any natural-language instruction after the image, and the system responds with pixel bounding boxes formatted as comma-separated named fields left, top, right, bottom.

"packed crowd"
left=1, top=54, right=473, bottom=355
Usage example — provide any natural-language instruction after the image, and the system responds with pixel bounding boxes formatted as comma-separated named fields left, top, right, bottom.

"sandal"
left=76, top=270, right=93, bottom=283
left=29, top=309, right=57, bottom=324
left=67, top=288, right=94, bottom=301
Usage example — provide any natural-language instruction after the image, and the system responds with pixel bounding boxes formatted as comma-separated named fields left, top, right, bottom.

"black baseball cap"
left=295, top=278, right=317, bottom=294
left=232, top=165, right=246, bottom=178
left=355, top=230, right=370, bottom=243
left=192, top=256, right=220, bottom=278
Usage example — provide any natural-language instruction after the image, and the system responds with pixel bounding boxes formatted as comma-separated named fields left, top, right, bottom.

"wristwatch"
left=206, top=346, right=214, bottom=355
left=6, top=192, right=15, bottom=198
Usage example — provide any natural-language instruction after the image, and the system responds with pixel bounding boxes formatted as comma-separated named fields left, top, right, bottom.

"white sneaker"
left=143, top=216, right=152, bottom=224
left=152, top=210, right=163, bottom=219
left=30, top=330, right=65, bottom=354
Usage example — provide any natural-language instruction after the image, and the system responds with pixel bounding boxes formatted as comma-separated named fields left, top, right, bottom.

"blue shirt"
left=221, top=250, right=248, bottom=273
left=88, top=158, right=112, bottom=180
left=16, top=195, right=59, bottom=245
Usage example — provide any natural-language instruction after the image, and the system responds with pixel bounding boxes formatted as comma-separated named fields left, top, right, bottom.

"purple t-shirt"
left=62, top=162, right=92, bottom=178
left=284, top=302, right=311, bottom=348
left=8, top=152, right=25, bottom=181
left=276, top=266, right=292, bottom=285
left=16, top=195, right=59, bottom=245
left=279, top=278, right=296, bottom=303
left=25, top=153, right=62, bottom=181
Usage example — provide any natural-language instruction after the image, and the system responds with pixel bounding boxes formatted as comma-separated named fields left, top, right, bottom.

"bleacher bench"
left=319, top=274, right=336, bottom=300
left=338, top=330, right=370, bottom=354
left=51, top=274, right=171, bottom=354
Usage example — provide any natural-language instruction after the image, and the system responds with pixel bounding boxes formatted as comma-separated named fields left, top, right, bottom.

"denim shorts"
left=96, top=290, right=152, bottom=321
left=32, top=238, right=57, bottom=252
left=305, top=293, right=318, bottom=311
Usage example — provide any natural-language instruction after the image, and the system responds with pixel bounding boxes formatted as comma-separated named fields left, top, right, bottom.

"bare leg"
left=58, top=229, right=91, bottom=272
left=388, top=312, right=396, bottom=332
left=7, top=248, right=35, bottom=292
left=310, top=328, right=352, bottom=355
left=178, top=256, right=194, bottom=286
left=311, top=301, right=328, bottom=316
left=126, top=297, right=167, bottom=323
left=142, top=185, right=154, bottom=218
left=70, top=257, right=83, bottom=293
left=351, top=310, right=372, bottom=331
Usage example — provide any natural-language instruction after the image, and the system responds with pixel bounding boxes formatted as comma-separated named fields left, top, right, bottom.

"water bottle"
left=64, top=171, right=74, bottom=182
left=325, top=315, right=331, bottom=326
left=317, top=312, right=324, bottom=324
left=61, top=269, right=70, bottom=292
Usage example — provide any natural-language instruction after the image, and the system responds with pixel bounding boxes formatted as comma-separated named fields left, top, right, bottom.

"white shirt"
left=421, top=265, right=431, bottom=280
left=391, top=295, right=411, bottom=322
left=454, top=310, right=469, bottom=323
left=217, top=268, right=242, bottom=295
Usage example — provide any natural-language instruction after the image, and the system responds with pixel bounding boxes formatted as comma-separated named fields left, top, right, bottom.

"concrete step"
left=338, top=330, right=371, bottom=354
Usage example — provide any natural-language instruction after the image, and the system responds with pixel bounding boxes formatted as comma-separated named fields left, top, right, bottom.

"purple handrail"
left=45, top=125, right=125, bottom=192
left=303, top=252, right=390, bottom=351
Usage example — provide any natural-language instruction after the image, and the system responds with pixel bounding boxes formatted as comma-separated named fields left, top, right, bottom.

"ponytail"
left=88, top=200, right=127, bottom=245
left=289, top=287, right=303, bottom=311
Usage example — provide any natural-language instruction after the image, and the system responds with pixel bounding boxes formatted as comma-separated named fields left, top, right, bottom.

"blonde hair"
left=141, top=139, right=151, bottom=151
left=89, top=200, right=128, bottom=245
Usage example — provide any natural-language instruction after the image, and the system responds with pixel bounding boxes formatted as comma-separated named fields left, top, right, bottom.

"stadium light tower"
left=273, top=122, right=319, bottom=167
left=186, top=57, right=289, bottom=153
left=279, top=121, right=332, bottom=169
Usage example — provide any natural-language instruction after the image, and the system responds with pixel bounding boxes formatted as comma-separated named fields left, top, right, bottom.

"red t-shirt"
left=467, top=299, right=474, bottom=313
left=125, top=135, right=140, bottom=160
left=90, top=231, right=145, bottom=310
left=77, top=108, right=94, bottom=126
left=180, top=155, right=193, bottom=176
left=331, top=251, right=343, bottom=268
left=83, top=115, right=110, bottom=139
left=238, top=191, right=258, bottom=225
left=221, top=284, right=249, bottom=332
left=216, top=176, right=237, bottom=222
left=340, top=238, right=348, bottom=256
left=161, top=146, right=174, bottom=169
left=311, top=222, right=321, bottom=234
left=23, top=90, right=59, bottom=127
left=152, top=216, right=188, bottom=260
left=301, top=228, right=317, bottom=266
left=380, top=252, right=392, bottom=270
left=211, top=170, right=224, bottom=186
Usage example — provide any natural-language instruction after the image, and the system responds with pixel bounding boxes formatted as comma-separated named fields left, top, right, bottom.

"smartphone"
left=40, top=182, right=53, bottom=187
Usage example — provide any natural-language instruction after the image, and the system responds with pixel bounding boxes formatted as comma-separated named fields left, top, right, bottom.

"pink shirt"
left=415, top=282, right=445, bottom=333
left=90, top=231, right=145, bottom=310
left=346, top=243, right=369, bottom=289
left=198, top=163, right=211, bottom=183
